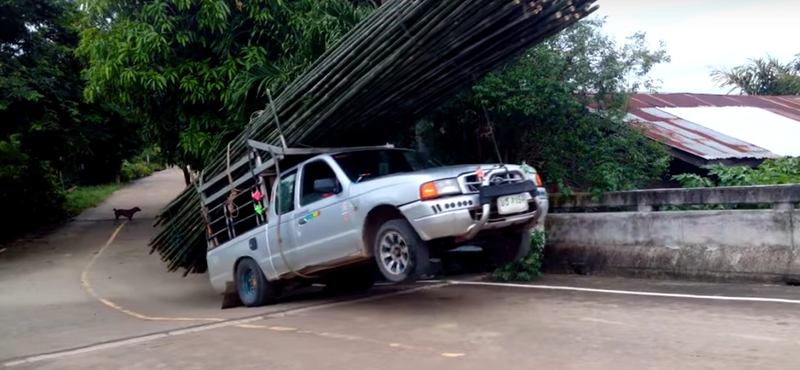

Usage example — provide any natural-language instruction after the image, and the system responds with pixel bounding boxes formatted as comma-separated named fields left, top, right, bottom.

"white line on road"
left=3, top=283, right=450, bottom=368
left=449, top=281, right=800, bottom=304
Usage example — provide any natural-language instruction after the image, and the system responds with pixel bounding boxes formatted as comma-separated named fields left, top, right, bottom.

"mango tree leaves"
left=78, top=0, right=374, bottom=170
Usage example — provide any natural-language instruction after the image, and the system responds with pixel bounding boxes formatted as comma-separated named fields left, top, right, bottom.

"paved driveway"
left=1, top=169, right=799, bottom=369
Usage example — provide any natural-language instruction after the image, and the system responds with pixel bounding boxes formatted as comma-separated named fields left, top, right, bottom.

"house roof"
left=627, top=93, right=800, bottom=160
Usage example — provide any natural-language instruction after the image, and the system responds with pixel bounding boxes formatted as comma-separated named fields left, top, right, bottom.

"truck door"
left=292, top=159, right=360, bottom=268
left=266, top=169, right=301, bottom=277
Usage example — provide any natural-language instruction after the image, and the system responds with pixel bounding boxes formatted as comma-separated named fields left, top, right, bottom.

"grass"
left=64, top=184, right=123, bottom=216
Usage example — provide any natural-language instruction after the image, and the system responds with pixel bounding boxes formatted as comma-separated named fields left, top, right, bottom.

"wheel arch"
left=233, top=255, right=257, bottom=281
left=362, top=204, right=406, bottom=256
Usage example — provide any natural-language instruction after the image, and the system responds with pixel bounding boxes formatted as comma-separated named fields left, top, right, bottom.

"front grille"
left=460, top=169, right=526, bottom=193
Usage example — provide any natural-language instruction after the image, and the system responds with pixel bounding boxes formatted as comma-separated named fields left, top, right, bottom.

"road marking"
left=79, top=221, right=224, bottom=322
left=580, top=317, right=624, bottom=325
left=269, top=326, right=298, bottom=332
left=5, top=283, right=450, bottom=367
left=449, top=281, right=800, bottom=305
left=441, top=353, right=465, bottom=358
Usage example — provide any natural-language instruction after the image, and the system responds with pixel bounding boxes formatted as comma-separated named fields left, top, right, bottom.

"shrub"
left=63, top=184, right=122, bottom=216
left=0, top=135, right=66, bottom=242
left=492, top=230, right=546, bottom=282
left=119, top=158, right=163, bottom=182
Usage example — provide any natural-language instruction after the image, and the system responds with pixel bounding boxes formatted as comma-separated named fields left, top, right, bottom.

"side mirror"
left=313, top=178, right=338, bottom=194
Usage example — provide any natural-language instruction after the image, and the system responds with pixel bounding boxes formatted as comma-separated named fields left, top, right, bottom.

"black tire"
left=373, top=219, right=430, bottom=283
left=235, top=258, right=277, bottom=307
left=485, top=228, right=532, bottom=267
left=323, top=264, right=378, bottom=293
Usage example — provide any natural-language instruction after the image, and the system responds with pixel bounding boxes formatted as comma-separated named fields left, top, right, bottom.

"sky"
left=594, top=0, right=799, bottom=94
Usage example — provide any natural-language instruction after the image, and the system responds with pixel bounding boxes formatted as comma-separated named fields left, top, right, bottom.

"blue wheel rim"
left=240, top=268, right=257, bottom=302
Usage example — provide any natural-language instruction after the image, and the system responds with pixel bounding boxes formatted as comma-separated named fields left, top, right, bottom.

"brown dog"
left=113, top=207, right=141, bottom=221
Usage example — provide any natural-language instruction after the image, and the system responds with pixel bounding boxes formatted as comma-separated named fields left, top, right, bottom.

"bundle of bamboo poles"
left=150, top=0, right=600, bottom=275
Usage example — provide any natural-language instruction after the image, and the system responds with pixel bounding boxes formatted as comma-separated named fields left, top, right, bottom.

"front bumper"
left=399, top=185, right=548, bottom=242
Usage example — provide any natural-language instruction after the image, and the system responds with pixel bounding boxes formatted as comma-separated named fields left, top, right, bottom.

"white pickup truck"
left=201, top=140, right=548, bottom=307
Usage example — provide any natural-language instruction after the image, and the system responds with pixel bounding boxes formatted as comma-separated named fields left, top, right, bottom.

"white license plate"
left=497, top=193, right=530, bottom=215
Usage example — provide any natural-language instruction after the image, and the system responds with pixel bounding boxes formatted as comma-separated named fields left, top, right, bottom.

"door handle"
left=298, top=218, right=307, bottom=225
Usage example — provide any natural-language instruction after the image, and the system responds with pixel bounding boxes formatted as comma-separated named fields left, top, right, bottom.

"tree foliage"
left=78, top=0, right=375, bottom=173
left=710, top=54, right=800, bottom=95
left=673, top=157, right=800, bottom=188
left=1, top=0, right=145, bottom=243
left=408, top=17, right=671, bottom=193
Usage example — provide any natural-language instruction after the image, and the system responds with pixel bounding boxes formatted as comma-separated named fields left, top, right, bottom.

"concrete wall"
left=545, top=185, right=800, bottom=283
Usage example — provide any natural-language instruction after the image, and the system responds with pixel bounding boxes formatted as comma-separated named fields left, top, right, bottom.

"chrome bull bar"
left=463, top=175, right=542, bottom=240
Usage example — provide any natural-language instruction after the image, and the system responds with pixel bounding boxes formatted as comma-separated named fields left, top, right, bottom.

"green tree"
left=78, top=0, right=375, bottom=183
left=710, top=54, right=800, bottom=95
left=0, top=0, right=142, bottom=242
left=409, top=17, right=671, bottom=193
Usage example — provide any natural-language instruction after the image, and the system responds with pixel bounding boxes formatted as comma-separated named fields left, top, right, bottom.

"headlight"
left=520, top=162, right=543, bottom=187
left=419, top=178, right=461, bottom=200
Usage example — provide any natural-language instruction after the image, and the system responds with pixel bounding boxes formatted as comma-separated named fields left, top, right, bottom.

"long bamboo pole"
left=149, top=0, right=600, bottom=274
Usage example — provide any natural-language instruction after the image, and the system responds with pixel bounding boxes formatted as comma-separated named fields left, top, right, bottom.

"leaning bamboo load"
left=150, top=0, right=600, bottom=275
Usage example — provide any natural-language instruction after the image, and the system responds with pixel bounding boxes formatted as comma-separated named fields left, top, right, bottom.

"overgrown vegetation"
left=673, top=157, right=800, bottom=188
left=64, top=184, right=123, bottom=216
left=405, top=17, right=672, bottom=194
left=669, top=157, right=800, bottom=211
left=0, top=0, right=160, bottom=243
left=492, top=230, right=547, bottom=282
left=120, top=152, right=167, bottom=182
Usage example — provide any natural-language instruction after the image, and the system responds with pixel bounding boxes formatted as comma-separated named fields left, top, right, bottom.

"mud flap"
left=220, top=281, right=243, bottom=309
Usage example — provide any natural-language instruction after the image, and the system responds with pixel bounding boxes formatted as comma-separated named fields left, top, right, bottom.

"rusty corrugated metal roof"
left=627, top=93, right=800, bottom=160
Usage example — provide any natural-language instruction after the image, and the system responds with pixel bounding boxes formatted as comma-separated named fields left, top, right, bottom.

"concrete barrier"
left=545, top=185, right=800, bottom=283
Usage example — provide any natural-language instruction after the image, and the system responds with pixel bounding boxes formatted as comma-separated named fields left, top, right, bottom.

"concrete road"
left=10, top=281, right=800, bottom=370
left=2, top=169, right=800, bottom=369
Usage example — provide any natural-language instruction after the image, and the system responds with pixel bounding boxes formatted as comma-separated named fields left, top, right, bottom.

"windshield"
left=332, top=149, right=435, bottom=183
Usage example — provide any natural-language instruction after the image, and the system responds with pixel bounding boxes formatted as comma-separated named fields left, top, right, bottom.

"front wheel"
left=373, top=219, right=430, bottom=283
left=235, top=258, right=277, bottom=307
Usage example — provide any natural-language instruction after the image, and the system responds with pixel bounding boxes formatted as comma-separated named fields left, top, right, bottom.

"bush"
left=63, top=184, right=122, bottom=216
left=492, top=230, right=546, bottom=282
left=670, top=157, right=800, bottom=211
left=0, top=135, right=66, bottom=242
left=119, top=158, right=164, bottom=182
left=673, top=157, right=800, bottom=188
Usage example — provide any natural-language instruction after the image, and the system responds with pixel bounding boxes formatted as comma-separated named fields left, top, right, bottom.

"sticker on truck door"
left=341, top=202, right=349, bottom=223
left=303, top=210, right=321, bottom=222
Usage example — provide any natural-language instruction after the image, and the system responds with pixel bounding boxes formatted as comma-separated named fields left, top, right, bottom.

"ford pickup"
left=202, top=141, right=548, bottom=307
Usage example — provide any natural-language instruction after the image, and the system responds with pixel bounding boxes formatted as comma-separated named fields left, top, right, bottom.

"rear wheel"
left=373, top=219, right=430, bottom=283
left=485, top=228, right=532, bottom=267
left=235, top=258, right=277, bottom=307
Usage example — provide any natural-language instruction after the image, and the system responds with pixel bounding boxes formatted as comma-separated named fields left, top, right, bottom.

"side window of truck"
left=277, top=171, right=297, bottom=215
left=300, top=161, right=341, bottom=207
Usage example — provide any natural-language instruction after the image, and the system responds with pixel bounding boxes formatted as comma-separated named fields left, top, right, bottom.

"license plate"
left=497, top=193, right=530, bottom=215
